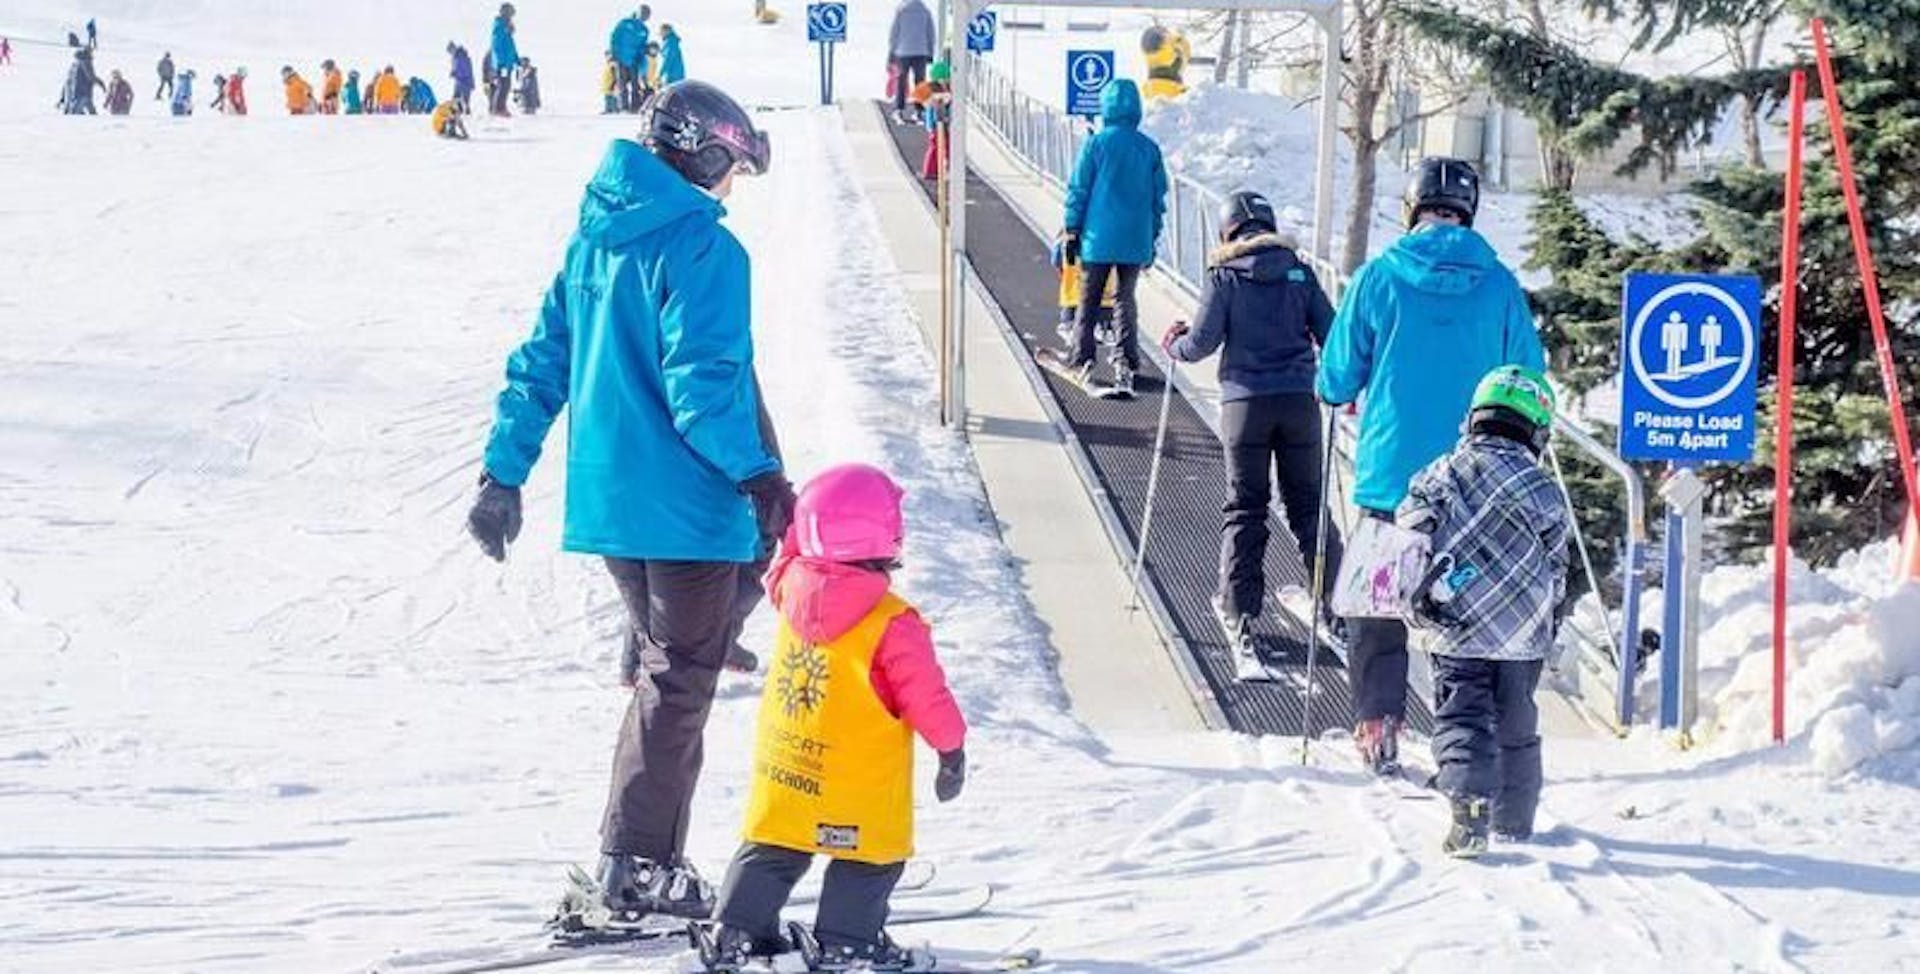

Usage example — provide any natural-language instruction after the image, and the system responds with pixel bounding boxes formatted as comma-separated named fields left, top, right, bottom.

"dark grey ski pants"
left=1219, top=393, right=1342, bottom=619
left=599, top=558, right=756, bottom=861
left=715, top=842, right=905, bottom=950
left=1344, top=509, right=1410, bottom=723
left=1072, top=263, right=1142, bottom=373
left=1430, top=655, right=1544, bottom=836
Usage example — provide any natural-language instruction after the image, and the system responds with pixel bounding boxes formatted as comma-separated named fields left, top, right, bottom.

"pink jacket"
left=766, top=533, right=968, bottom=754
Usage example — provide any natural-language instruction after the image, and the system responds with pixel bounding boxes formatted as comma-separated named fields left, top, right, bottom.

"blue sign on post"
left=806, top=2, right=848, bottom=43
left=1617, top=272, right=1762, bottom=464
left=967, top=11, right=998, bottom=53
left=1065, top=50, right=1115, bottom=117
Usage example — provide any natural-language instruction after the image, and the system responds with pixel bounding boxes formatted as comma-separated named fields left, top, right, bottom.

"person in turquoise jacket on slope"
left=1315, top=156, right=1547, bottom=781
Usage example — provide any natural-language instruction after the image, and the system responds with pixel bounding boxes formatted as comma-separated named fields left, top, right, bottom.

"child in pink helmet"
left=699, top=463, right=968, bottom=971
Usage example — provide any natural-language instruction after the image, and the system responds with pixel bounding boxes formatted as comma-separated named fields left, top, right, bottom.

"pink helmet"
left=794, top=463, right=905, bottom=562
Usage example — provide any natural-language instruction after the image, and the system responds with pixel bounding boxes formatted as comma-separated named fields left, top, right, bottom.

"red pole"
left=1811, top=20, right=1920, bottom=529
left=1772, top=70, right=1807, bottom=746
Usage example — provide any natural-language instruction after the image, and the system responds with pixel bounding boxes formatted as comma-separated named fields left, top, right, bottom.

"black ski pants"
left=489, top=68, right=513, bottom=115
left=1072, top=263, right=1141, bottom=373
left=1345, top=509, right=1410, bottom=723
left=1218, top=393, right=1342, bottom=619
left=891, top=56, right=929, bottom=114
left=599, top=558, right=758, bottom=861
left=1430, top=655, right=1544, bottom=836
left=716, top=842, right=904, bottom=950
left=155, top=76, right=172, bottom=100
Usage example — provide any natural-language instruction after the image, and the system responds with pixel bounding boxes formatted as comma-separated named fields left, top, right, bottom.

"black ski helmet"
left=1404, top=157, right=1480, bottom=229
left=1217, top=190, right=1277, bottom=241
left=641, top=80, right=772, bottom=189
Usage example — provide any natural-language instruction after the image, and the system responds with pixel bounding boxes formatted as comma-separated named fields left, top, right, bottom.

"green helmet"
left=1470, top=365, right=1555, bottom=429
left=929, top=60, right=952, bottom=84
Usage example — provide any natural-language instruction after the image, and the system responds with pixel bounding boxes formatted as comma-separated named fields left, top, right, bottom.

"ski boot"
left=1034, top=347, right=1100, bottom=395
left=1094, top=317, right=1117, bottom=346
left=1109, top=365, right=1136, bottom=399
left=1444, top=795, right=1492, bottom=859
left=790, top=921, right=926, bottom=972
left=1354, top=716, right=1402, bottom=777
left=598, top=853, right=717, bottom=922
left=691, top=922, right=792, bottom=972
left=1215, top=598, right=1274, bottom=683
left=725, top=643, right=760, bottom=674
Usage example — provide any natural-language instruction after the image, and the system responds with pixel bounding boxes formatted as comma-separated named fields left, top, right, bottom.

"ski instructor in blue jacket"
left=488, top=2, right=519, bottom=116
left=1040, top=78, right=1168, bottom=398
left=466, top=80, right=791, bottom=929
left=1316, top=157, right=1546, bottom=779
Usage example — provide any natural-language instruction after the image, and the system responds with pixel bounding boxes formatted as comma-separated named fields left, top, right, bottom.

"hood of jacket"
left=577, top=140, right=722, bottom=249
left=1206, top=230, right=1302, bottom=282
left=1100, top=78, right=1142, bottom=128
left=1378, top=224, right=1503, bottom=297
left=768, top=555, right=893, bottom=644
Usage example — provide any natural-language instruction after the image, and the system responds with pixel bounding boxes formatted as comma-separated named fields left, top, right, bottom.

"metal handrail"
left=965, top=53, right=1650, bottom=730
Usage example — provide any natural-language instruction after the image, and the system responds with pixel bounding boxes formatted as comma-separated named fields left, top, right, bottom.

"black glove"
left=467, top=472, right=522, bottom=562
left=741, top=471, right=796, bottom=549
left=1062, top=231, right=1081, bottom=266
left=935, top=748, right=966, bottom=803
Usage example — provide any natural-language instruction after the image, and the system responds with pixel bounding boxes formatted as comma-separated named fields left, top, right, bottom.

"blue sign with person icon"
left=1065, top=50, right=1114, bottom=117
left=1617, top=272, right=1762, bottom=463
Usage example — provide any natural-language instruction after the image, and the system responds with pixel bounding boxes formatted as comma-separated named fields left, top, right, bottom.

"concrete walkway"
left=843, top=102, right=1206, bottom=734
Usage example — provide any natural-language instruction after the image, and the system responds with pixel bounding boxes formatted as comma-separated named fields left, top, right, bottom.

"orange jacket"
left=431, top=100, right=460, bottom=135
left=322, top=67, right=343, bottom=100
left=372, top=72, right=403, bottom=109
left=285, top=74, right=314, bottom=113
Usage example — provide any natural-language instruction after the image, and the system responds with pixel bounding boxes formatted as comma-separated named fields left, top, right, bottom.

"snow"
left=1647, top=541, right=1920, bottom=779
left=5, top=3, right=1920, bottom=973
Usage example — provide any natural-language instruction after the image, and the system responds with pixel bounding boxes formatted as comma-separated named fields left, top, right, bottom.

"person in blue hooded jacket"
left=488, top=2, right=519, bottom=116
left=1315, top=157, right=1546, bottom=778
left=466, top=80, right=788, bottom=926
left=447, top=42, right=474, bottom=113
left=609, top=7, right=651, bottom=112
left=1041, top=78, right=1167, bottom=397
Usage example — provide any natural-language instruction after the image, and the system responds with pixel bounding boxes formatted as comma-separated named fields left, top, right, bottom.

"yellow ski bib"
left=743, top=594, right=916, bottom=864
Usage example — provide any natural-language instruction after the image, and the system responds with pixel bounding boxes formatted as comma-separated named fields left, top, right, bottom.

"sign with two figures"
left=1618, top=272, right=1762, bottom=464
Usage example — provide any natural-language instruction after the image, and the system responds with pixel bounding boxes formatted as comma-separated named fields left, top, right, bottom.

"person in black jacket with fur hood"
left=1163, top=190, right=1343, bottom=682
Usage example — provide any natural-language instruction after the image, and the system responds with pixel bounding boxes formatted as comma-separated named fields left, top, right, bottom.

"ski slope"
left=2, top=3, right=1919, bottom=972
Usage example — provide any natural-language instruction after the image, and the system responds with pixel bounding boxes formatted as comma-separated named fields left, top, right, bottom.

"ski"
left=370, top=925, right=683, bottom=974
left=1033, top=348, right=1126, bottom=399
left=787, top=921, right=1041, bottom=973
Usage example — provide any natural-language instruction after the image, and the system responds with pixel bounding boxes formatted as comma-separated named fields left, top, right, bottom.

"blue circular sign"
left=1626, top=281, right=1756, bottom=411
left=1070, top=52, right=1112, bottom=91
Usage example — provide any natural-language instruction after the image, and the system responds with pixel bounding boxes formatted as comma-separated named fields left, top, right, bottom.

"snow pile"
left=1661, top=541, right=1920, bottom=776
left=1137, top=82, right=1357, bottom=244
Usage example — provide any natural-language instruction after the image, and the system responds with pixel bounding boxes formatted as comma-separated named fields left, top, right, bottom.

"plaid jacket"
left=1396, top=434, right=1570, bottom=661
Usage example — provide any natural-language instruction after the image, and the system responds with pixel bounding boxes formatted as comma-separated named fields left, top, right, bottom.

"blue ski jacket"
left=611, top=16, right=648, bottom=70
left=450, top=47, right=474, bottom=93
left=483, top=141, right=778, bottom=562
left=661, top=33, right=685, bottom=85
left=1316, top=225, right=1545, bottom=513
left=1063, top=80, right=1167, bottom=267
left=490, top=15, right=519, bottom=74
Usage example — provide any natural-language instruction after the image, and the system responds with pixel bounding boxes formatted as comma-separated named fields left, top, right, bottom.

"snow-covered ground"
left=4, top=3, right=1920, bottom=973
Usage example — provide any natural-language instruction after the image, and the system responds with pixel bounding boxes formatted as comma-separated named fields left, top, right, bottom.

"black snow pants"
left=891, top=56, right=929, bottom=114
left=1430, top=655, right=1545, bottom=836
left=155, top=76, right=173, bottom=101
left=1072, top=263, right=1142, bottom=373
left=490, top=68, right=513, bottom=115
left=599, top=558, right=756, bottom=861
left=1345, top=509, right=1409, bottom=723
left=1218, top=393, right=1342, bottom=619
left=716, top=842, right=905, bottom=950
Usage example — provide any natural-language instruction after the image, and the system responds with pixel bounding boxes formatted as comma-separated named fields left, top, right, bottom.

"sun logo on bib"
left=775, top=642, right=830, bottom=718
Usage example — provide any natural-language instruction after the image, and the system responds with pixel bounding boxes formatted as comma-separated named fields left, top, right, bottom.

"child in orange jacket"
left=281, top=66, right=316, bottom=114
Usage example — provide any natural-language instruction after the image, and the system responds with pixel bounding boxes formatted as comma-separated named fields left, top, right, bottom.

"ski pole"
left=1300, top=404, right=1340, bottom=765
left=1128, top=345, right=1180, bottom=612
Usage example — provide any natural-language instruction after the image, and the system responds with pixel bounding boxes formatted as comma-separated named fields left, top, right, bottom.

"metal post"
left=1681, top=494, right=1705, bottom=737
left=945, top=0, right=973, bottom=431
left=1659, top=465, right=1705, bottom=736
left=1311, top=4, right=1342, bottom=265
